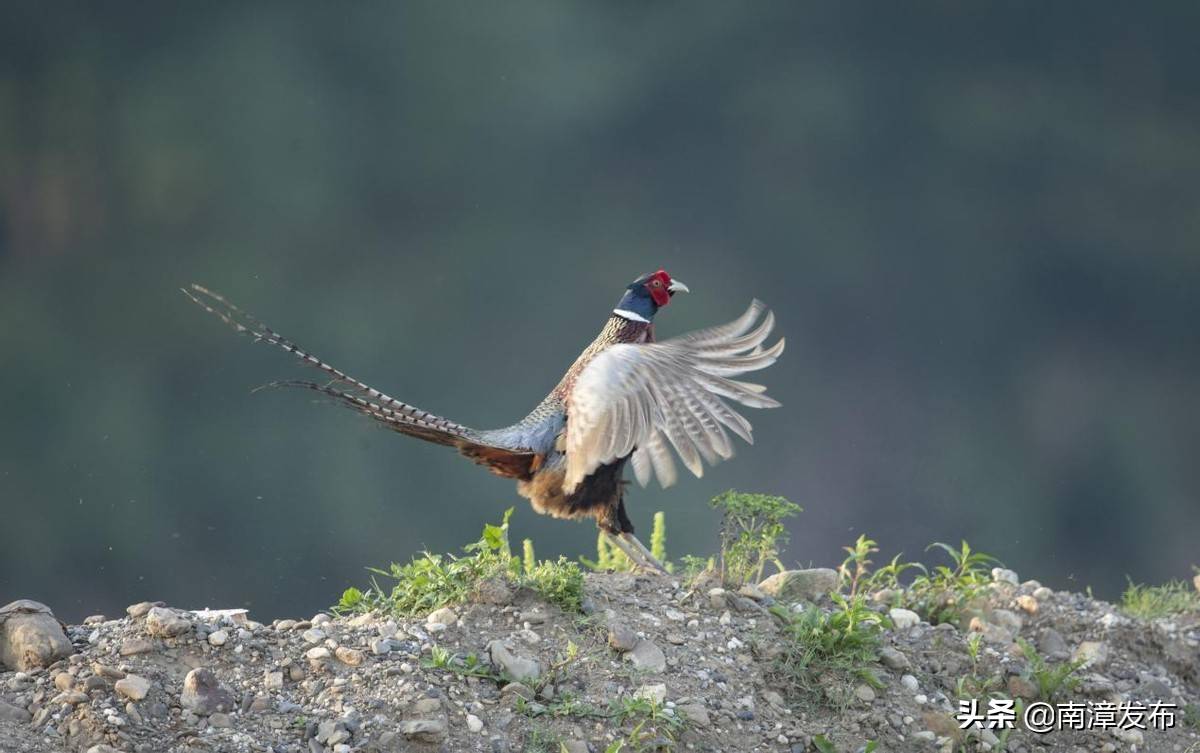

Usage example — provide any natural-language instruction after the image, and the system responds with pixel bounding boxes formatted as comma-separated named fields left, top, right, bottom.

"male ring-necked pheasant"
left=185, top=270, right=783, bottom=571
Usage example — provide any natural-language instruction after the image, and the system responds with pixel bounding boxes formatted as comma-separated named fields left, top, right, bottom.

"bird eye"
left=651, top=280, right=661, bottom=287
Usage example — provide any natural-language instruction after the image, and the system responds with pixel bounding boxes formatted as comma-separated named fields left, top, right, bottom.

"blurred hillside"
left=1, top=2, right=1198, bottom=621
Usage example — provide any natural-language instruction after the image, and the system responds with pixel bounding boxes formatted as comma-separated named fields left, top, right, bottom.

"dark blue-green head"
left=613, top=269, right=689, bottom=322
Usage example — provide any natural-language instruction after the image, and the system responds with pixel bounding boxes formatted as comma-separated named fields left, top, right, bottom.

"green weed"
left=811, top=735, right=878, bottom=753
left=711, top=490, right=801, bottom=585
left=423, top=645, right=503, bottom=681
left=904, top=541, right=999, bottom=626
left=1120, top=578, right=1200, bottom=619
left=336, top=508, right=583, bottom=617
left=768, top=592, right=888, bottom=704
left=1017, top=638, right=1083, bottom=701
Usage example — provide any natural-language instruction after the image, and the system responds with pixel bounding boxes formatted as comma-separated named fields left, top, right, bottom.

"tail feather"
left=260, top=378, right=476, bottom=447
left=182, top=284, right=471, bottom=436
left=183, top=284, right=538, bottom=479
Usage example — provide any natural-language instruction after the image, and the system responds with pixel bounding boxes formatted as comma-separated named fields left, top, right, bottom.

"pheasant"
left=184, top=270, right=783, bottom=571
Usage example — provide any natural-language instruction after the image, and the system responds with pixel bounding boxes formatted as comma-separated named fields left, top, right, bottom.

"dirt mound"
left=0, top=570, right=1197, bottom=753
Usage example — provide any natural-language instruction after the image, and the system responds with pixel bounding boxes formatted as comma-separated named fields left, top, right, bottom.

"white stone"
left=426, top=607, right=459, bottom=628
left=466, top=713, right=484, bottom=733
left=991, top=568, right=1019, bottom=586
left=113, top=674, right=151, bottom=702
left=207, top=630, right=228, bottom=647
left=889, top=608, right=920, bottom=630
left=636, top=683, right=667, bottom=704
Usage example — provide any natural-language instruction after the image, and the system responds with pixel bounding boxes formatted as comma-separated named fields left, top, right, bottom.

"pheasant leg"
left=608, top=532, right=668, bottom=574
left=623, top=533, right=669, bottom=574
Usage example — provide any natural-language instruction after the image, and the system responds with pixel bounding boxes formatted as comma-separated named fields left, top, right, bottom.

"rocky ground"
left=0, top=569, right=1197, bottom=753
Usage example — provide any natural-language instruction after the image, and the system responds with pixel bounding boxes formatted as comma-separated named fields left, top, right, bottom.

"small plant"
left=336, top=508, right=587, bottom=617
left=839, top=535, right=878, bottom=598
left=955, top=632, right=1003, bottom=701
left=608, top=695, right=685, bottom=751
left=1120, top=578, right=1200, bottom=619
left=525, top=557, right=586, bottom=613
left=710, top=490, right=801, bottom=585
left=334, top=509, right=517, bottom=617
left=423, top=645, right=504, bottom=681
left=650, top=511, right=668, bottom=566
left=1182, top=702, right=1200, bottom=730
left=1017, top=638, right=1083, bottom=701
left=523, top=539, right=536, bottom=575
left=582, top=530, right=634, bottom=572
left=768, top=592, right=888, bottom=704
left=811, top=735, right=878, bottom=753
left=524, top=724, right=561, bottom=753
left=904, top=541, right=999, bottom=626
left=677, top=554, right=715, bottom=584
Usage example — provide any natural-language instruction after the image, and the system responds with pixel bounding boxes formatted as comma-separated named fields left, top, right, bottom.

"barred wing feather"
left=564, top=300, right=783, bottom=493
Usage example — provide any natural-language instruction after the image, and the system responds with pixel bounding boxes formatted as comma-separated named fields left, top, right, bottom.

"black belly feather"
left=515, top=455, right=636, bottom=535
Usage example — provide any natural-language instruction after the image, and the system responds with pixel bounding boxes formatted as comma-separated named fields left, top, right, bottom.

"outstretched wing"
left=563, top=300, right=783, bottom=493
left=184, top=284, right=537, bottom=478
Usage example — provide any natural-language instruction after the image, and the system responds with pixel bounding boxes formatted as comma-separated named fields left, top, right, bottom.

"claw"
left=603, top=532, right=667, bottom=574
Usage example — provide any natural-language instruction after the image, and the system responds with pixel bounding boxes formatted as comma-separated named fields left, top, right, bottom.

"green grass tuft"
left=1120, top=578, right=1200, bottom=619
left=1017, top=638, right=1084, bottom=701
left=767, top=592, right=888, bottom=705
left=711, top=490, right=801, bottom=585
left=335, top=508, right=584, bottom=617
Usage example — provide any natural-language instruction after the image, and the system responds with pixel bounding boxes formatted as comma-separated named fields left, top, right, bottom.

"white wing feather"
left=564, top=300, right=783, bottom=493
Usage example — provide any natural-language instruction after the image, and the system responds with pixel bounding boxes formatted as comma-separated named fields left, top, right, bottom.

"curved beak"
left=667, top=279, right=690, bottom=294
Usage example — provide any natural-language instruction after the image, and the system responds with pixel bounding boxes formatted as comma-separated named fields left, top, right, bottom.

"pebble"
left=678, top=703, right=710, bottom=726
left=888, top=608, right=920, bottom=630
left=487, top=640, right=542, bottom=683
left=1073, top=640, right=1109, bottom=669
left=1015, top=594, right=1039, bottom=614
left=125, top=601, right=157, bottom=618
left=1007, top=674, right=1038, bottom=700
left=757, top=568, right=839, bottom=601
left=301, top=628, right=326, bottom=645
left=92, top=662, right=125, bottom=680
left=119, top=637, right=155, bottom=656
left=144, top=607, right=192, bottom=638
left=114, top=674, right=152, bottom=701
left=636, top=683, right=667, bottom=704
left=1038, top=628, right=1070, bottom=661
left=335, top=647, right=365, bottom=666
left=854, top=684, right=876, bottom=702
left=426, top=606, right=459, bottom=628
left=991, top=568, right=1019, bottom=586
left=879, top=646, right=910, bottom=670
left=608, top=623, right=638, bottom=652
left=627, top=639, right=667, bottom=673
left=400, top=718, right=448, bottom=742
left=466, top=713, right=484, bottom=732
left=180, top=667, right=234, bottom=716
left=207, top=629, right=229, bottom=647
left=901, top=674, right=919, bottom=692
left=263, top=671, right=284, bottom=691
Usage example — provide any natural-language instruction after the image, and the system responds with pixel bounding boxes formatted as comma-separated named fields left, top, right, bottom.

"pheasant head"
left=613, top=269, right=689, bottom=322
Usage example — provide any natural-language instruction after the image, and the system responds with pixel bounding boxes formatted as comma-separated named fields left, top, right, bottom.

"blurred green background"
left=2, top=3, right=1197, bottom=622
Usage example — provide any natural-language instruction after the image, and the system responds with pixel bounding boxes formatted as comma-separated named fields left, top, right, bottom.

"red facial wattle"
left=646, top=269, right=673, bottom=307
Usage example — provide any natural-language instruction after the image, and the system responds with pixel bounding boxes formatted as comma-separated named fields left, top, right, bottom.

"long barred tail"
left=182, top=284, right=478, bottom=445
